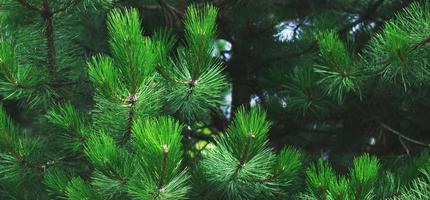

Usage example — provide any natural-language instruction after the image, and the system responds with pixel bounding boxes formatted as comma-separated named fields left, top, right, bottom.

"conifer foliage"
left=283, top=1, right=430, bottom=111
left=300, top=154, right=380, bottom=200
left=1, top=0, right=430, bottom=199
left=200, top=107, right=303, bottom=199
left=0, top=1, right=230, bottom=199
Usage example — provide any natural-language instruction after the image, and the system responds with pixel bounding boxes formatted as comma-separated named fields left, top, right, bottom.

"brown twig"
left=377, top=120, right=428, bottom=147
left=398, top=136, right=410, bottom=156
left=10, top=147, right=56, bottom=172
left=156, top=0, right=184, bottom=27
left=40, top=0, right=57, bottom=82
left=17, top=0, right=83, bottom=83
left=158, top=0, right=184, bottom=17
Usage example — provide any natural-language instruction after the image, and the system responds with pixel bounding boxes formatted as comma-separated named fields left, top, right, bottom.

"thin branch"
left=10, top=147, right=56, bottom=172
left=232, top=134, right=255, bottom=177
left=41, top=0, right=57, bottom=82
left=410, top=35, right=430, bottom=52
left=159, top=144, right=169, bottom=189
left=155, top=0, right=184, bottom=27
left=327, top=51, right=348, bottom=76
left=375, top=34, right=430, bottom=67
left=15, top=0, right=40, bottom=11
left=156, top=64, right=193, bottom=85
left=157, top=0, right=184, bottom=17
left=261, top=171, right=283, bottom=183
left=396, top=48, right=406, bottom=64
left=0, top=62, right=34, bottom=88
left=52, top=0, right=82, bottom=14
left=398, top=136, right=410, bottom=156
left=120, top=94, right=137, bottom=145
left=377, top=120, right=428, bottom=147
left=0, top=62, right=17, bottom=85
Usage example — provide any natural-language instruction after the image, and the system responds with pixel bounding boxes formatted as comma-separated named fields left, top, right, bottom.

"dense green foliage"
left=1, top=0, right=430, bottom=199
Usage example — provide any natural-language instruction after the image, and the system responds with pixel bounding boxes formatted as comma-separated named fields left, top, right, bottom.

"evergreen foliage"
left=0, top=0, right=430, bottom=199
left=364, top=1, right=430, bottom=89
left=200, top=107, right=302, bottom=199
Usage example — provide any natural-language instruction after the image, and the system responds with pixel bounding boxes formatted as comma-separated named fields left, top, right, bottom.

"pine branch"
left=374, top=34, right=430, bottom=66
left=378, top=121, right=428, bottom=147
left=16, top=0, right=84, bottom=83
left=327, top=50, right=348, bottom=77
left=0, top=62, right=17, bottom=85
left=156, top=65, right=192, bottom=85
left=16, top=157, right=57, bottom=173
left=120, top=94, right=137, bottom=145
left=410, top=35, right=430, bottom=51
left=41, top=0, right=57, bottom=82
left=15, top=0, right=40, bottom=12
left=158, top=144, right=169, bottom=190
left=261, top=171, right=283, bottom=183
left=52, top=0, right=82, bottom=15
left=162, top=0, right=184, bottom=17
left=233, top=134, right=255, bottom=177
left=2, top=138, right=58, bottom=174
left=0, top=62, right=35, bottom=89
left=238, top=134, right=254, bottom=166
left=398, top=136, right=410, bottom=156
left=156, top=0, right=185, bottom=27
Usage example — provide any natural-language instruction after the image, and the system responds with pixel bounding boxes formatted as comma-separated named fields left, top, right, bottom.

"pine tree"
left=1, top=0, right=430, bottom=199
left=0, top=1, right=228, bottom=199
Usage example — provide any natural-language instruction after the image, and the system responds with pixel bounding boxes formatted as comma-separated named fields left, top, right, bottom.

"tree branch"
left=41, top=0, right=57, bottom=82
left=15, top=0, right=40, bottom=12
left=120, top=94, right=137, bottom=145
left=377, top=120, right=428, bottom=147
left=52, top=0, right=82, bottom=14
left=398, top=136, right=410, bottom=156
left=0, top=62, right=17, bottom=85
left=410, top=35, right=430, bottom=52
left=232, top=134, right=255, bottom=177
left=159, top=145, right=169, bottom=189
